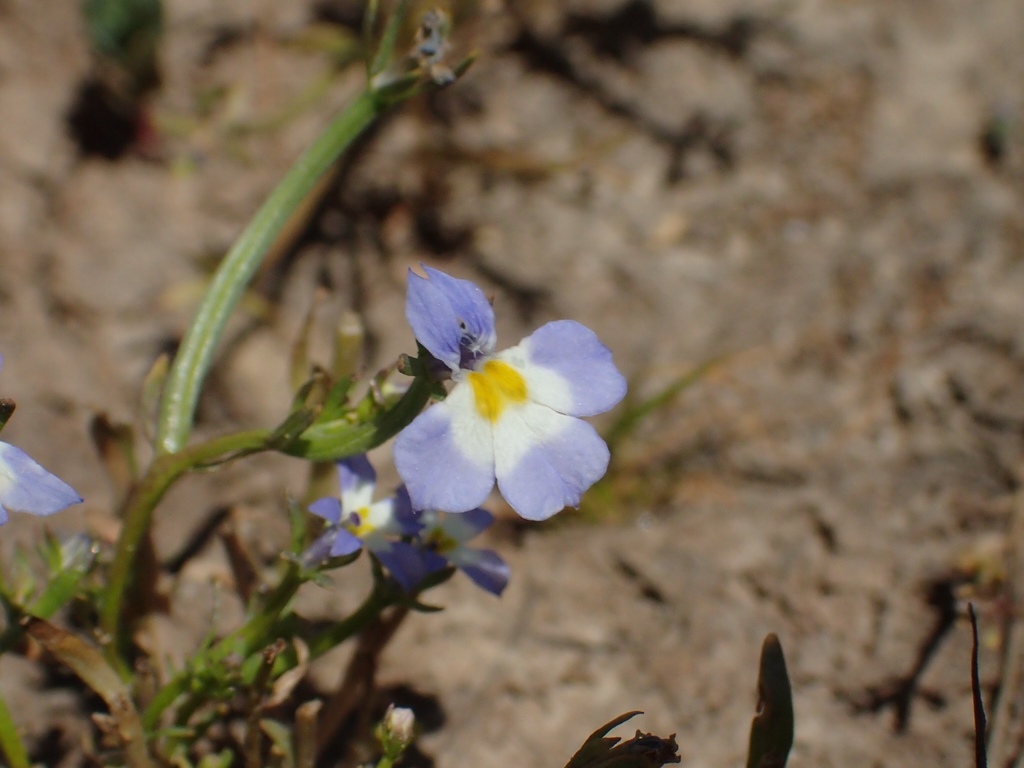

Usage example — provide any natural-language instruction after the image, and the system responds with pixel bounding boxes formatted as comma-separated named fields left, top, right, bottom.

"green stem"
left=155, top=89, right=382, bottom=456
left=142, top=565, right=304, bottom=731
left=307, top=584, right=391, bottom=658
left=0, top=688, right=30, bottom=768
left=104, top=365, right=430, bottom=670
left=100, top=429, right=272, bottom=667
left=143, top=576, right=391, bottom=731
left=231, top=566, right=305, bottom=656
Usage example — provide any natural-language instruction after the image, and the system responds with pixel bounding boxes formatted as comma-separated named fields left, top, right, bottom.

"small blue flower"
left=0, top=355, right=82, bottom=525
left=416, top=507, right=509, bottom=596
left=394, top=267, right=627, bottom=521
left=304, top=454, right=427, bottom=592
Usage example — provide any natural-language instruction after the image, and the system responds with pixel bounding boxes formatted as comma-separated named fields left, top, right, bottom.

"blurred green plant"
left=579, top=359, right=719, bottom=523
left=82, top=0, right=163, bottom=95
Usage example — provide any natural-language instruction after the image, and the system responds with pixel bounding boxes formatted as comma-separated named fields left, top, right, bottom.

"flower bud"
left=384, top=705, right=415, bottom=746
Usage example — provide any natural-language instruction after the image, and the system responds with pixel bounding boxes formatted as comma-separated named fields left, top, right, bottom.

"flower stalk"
left=154, top=90, right=381, bottom=456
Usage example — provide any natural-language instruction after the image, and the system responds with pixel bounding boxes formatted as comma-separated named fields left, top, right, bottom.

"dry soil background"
left=2, top=0, right=1024, bottom=767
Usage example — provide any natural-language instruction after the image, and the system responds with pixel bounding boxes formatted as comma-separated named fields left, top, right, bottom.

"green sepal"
left=266, top=407, right=321, bottom=452
left=318, top=376, right=355, bottom=424
left=280, top=370, right=432, bottom=462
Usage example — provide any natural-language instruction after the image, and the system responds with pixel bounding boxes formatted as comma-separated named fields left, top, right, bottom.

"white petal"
left=495, top=344, right=574, bottom=413
left=394, top=383, right=496, bottom=513
left=492, top=405, right=610, bottom=521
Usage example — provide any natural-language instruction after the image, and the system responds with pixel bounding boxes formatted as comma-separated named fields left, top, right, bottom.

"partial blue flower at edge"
left=0, top=443, right=83, bottom=525
left=0, top=355, right=82, bottom=524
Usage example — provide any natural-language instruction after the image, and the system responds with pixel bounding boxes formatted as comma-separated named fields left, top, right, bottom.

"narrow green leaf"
left=369, top=0, right=411, bottom=77
left=606, top=359, right=718, bottom=450
left=155, top=89, right=380, bottom=455
left=362, top=0, right=381, bottom=63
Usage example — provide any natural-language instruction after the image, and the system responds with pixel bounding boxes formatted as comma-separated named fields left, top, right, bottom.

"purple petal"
left=394, top=388, right=496, bottom=514
left=389, top=486, right=422, bottom=536
left=451, top=548, right=510, bottom=596
left=300, top=531, right=334, bottom=567
left=308, top=496, right=342, bottom=525
left=442, top=507, right=494, bottom=544
left=419, top=548, right=450, bottom=574
left=302, top=526, right=362, bottom=566
left=520, top=320, right=626, bottom=417
left=494, top=408, right=610, bottom=521
left=337, top=455, right=376, bottom=509
left=372, top=540, right=430, bottom=592
left=0, top=443, right=82, bottom=521
left=406, top=267, right=496, bottom=371
left=329, top=528, right=363, bottom=557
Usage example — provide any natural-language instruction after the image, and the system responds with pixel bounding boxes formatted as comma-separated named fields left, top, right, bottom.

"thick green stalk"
left=155, top=90, right=381, bottom=455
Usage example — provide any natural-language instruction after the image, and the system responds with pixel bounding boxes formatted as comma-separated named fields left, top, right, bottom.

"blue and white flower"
left=416, top=507, right=509, bottom=596
left=305, top=455, right=426, bottom=591
left=0, top=354, right=82, bottom=525
left=394, top=267, right=627, bottom=521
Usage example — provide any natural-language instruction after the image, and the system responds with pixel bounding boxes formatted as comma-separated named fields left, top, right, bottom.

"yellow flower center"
left=467, top=360, right=528, bottom=423
left=348, top=509, right=375, bottom=538
left=424, top=527, right=459, bottom=555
